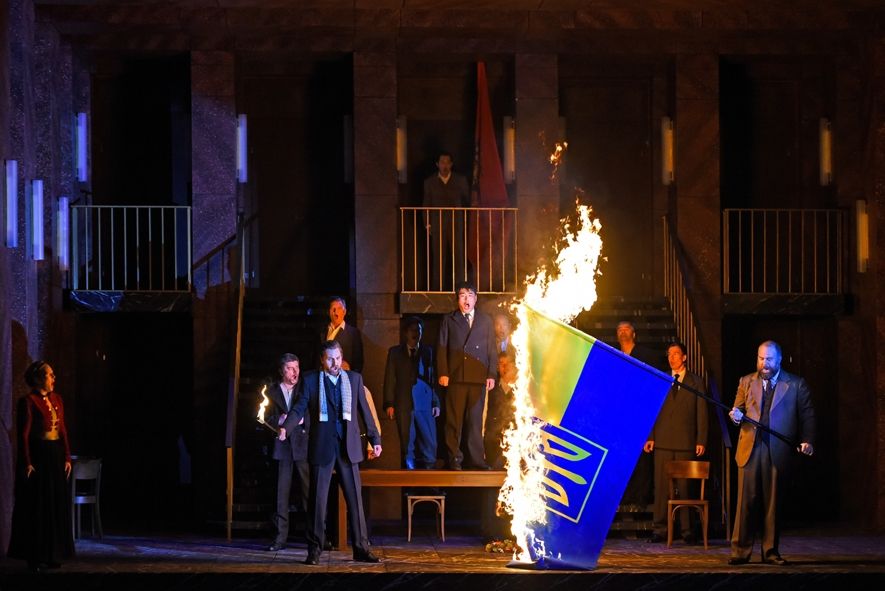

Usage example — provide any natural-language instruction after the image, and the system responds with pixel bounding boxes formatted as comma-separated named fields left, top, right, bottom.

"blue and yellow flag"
left=522, top=306, right=673, bottom=570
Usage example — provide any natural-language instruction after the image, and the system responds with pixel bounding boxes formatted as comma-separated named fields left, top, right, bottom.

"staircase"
left=574, top=296, right=679, bottom=539
left=228, top=294, right=326, bottom=533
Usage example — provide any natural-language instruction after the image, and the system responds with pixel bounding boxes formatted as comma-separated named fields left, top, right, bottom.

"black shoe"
left=405, top=459, right=416, bottom=470
left=304, top=551, right=320, bottom=565
left=266, top=542, right=285, bottom=552
left=323, top=539, right=334, bottom=551
left=763, top=555, right=788, bottom=566
left=728, top=557, right=750, bottom=565
left=353, top=550, right=381, bottom=563
left=448, top=462, right=462, bottom=471
left=647, top=533, right=665, bottom=543
left=467, top=463, right=491, bottom=470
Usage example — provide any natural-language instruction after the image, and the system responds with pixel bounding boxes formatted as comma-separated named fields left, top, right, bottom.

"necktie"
left=464, top=313, right=472, bottom=328
left=760, top=380, right=774, bottom=443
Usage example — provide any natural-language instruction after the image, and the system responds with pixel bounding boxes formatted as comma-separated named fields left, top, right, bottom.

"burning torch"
left=256, top=384, right=279, bottom=434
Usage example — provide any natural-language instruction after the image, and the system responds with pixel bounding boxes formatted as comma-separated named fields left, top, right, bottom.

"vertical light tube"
left=32, top=180, right=44, bottom=260
left=503, top=116, right=516, bottom=184
left=661, top=116, right=675, bottom=186
left=856, top=200, right=869, bottom=273
left=820, top=118, right=833, bottom=186
left=396, top=115, right=407, bottom=184
left=236, top=114, right=248, bottom=183
left=76, top=112, right=88, bottom=182
left=4, top=160, right=17, bottom=247
left=58, top=196, right=70, bottom=270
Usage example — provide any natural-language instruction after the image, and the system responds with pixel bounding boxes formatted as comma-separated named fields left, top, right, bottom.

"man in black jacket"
left=266, top=354, right=310, bottom=552
left=280, top=341, right=382, bottom=564
left=321, top=296, right=364, bottom=373
left=383, top=316, right=440, bottom=469
left=437, top=281, right=496, bottom=470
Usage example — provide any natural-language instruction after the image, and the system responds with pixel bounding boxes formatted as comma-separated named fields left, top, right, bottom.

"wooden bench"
left=334, top=469, right=506, bottom=550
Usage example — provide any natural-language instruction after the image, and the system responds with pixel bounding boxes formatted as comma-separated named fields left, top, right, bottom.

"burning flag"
left=500, top=201, right=672, bottom=570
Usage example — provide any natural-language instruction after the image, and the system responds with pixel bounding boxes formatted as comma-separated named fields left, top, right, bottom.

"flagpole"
left=665, top=375, right=799, bottom=450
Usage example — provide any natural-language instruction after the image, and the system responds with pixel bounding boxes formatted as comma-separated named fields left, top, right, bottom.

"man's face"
left=328, top=300, right=346, bottom=327
left=39, top=365, right=56, bottom=393
left=497, top=356, right=516, bottom=387
left=756, top=344, right=781, bottom=379
left=405, top=324, right=422, bottom=348
left=436, top=155, right=453, bottom=176
left=494, top=315, right=510, bottom=340
left=279, top=360, right=300, bottom=387
left=322, top=346, right=343, bottom=377
left=667, top=346, right=687, bottom=372
left=616, top=322, right=635, bottom=347
left=457, top=288, right=477, bottom=314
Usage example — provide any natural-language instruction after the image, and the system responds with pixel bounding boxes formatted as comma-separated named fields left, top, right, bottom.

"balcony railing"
left=400, top=207, right=518, bottom=294
left=71, top=205, right=191, bottom=292
left=722, top=208, right=844, bottom=295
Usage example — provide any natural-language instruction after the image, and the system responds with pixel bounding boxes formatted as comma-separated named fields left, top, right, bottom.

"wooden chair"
left=405, top=492, right=446, bottom=542
left=71, top=457, right=103, bottom=539
left=665, top=460, right=709, bottom=549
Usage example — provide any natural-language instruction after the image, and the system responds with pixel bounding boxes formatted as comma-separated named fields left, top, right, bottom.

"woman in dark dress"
left=8, top=361, right=75, bottom=571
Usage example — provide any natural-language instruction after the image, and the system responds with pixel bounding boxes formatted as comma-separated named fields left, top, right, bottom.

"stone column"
left=190, top=50, right=238, bottom=517
left=514, top=54, right=561, bottom=281
left=674, top=53, right=722, bottom=383
left=352, top=47, right=401, bottom=516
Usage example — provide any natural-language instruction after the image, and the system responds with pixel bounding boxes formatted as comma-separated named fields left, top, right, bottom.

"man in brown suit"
left=728, top=340, right=815, bottom=566
left=644, top=342, right=708, bottom=543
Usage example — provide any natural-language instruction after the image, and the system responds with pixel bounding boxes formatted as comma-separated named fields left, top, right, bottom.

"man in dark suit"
left=383, top=316, right=440, bottom=470
left=280, top=340, right=382, bottom=564
left=728, top=340, right=816, bottom=566
left=423, top=152, right=471, bottom=291
left=437, top=281, right=496, bottom=470
left=643, top=342, right=708, bottom=544
left=321, top=296, right=364, bottom=373
left=266, top=354, right=310, bottom=552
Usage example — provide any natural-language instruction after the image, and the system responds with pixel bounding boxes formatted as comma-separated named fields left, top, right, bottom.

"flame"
left=257, top=385, right=269, bottom=424
left=548, top=141, right=568, bottom=181
left=499, top=142, right=602, bottom=564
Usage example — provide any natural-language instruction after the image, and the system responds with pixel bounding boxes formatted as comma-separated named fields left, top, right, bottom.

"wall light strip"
left=58, top=196, right=70, bottom=270
left=76, top=112, right=88, bottom=182
left=32, top=179, right=44, bottom=260
left=236, top=114, right=248, bottom=184
left=5, top=160, right=17, bottom=247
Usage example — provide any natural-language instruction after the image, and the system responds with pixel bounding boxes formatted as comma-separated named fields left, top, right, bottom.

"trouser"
left=651, top=448, right=695, bottom=535
left=731, top=440, right=784, bottom=560
left=396, top=407, right=438, bottom=467
left=272, top=456, right=309, bottom=544
left=444, top=383, right=486, bottom=466
left=307, top=444, right=370, bottom=555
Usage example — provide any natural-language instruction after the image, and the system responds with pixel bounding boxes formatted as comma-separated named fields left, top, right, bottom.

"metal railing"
left=400, top=207, right=518, bottom=294
left=71, top=205, right=191, bottom=291
left=663, top=215, right=733, bottom=538
left=723, top=208, right=844, bottom=294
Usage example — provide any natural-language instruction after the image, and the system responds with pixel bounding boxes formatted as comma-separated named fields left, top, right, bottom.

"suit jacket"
left=734, top=370, right=816, bottom=469
left=322, top=323, right=364, bottom=373
left=650, top=371, right=708, bottom=451
left=281, top=370, right=381, bottom=465
left=267, top=381, right=309, bottom=462
left=437, top=309, right=497, bottom=385
left=423, top=172, right=470, bottom=208
left=382, top=343, right=439, bottom=413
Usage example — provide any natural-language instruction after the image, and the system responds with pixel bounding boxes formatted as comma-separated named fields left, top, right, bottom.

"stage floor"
left=2, top=528, right=885, bottom=590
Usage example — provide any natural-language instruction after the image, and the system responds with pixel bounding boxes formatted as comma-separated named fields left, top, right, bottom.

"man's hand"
left=386, top=408, right=395, bottom=420
left=643, top=440, right=654, bottom=453
left=439, top=376, right=449, bottom=387
left=65, top=461, right=72, bottom=478
left=26, top=464, right=35, bottom=478
left=486, top=378, right=495, bottom=391
left=431, top=407, right=440, bottom=418
left=696, top=445, right=706, bottom=457
left=278, top=427, right=287, bottom=441
left=798, top=442, right=814, bottom=456
left=729, top=407, right=744, bottom=425
left=372, top=444, right=383, bottom=458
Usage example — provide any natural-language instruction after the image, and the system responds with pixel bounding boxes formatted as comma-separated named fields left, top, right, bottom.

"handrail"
left=662, top=215, right=733, bottom=538
left=224, top=213, right=248, bottom=542
left=400, top=206, right=518, bottom=294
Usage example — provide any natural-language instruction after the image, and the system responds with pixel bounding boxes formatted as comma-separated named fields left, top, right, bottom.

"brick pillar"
left=353, top=48, right=401, bottom=516
left=674, top=53, right=722, bottom=383
left=514, top=54, right=561, bottom=281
